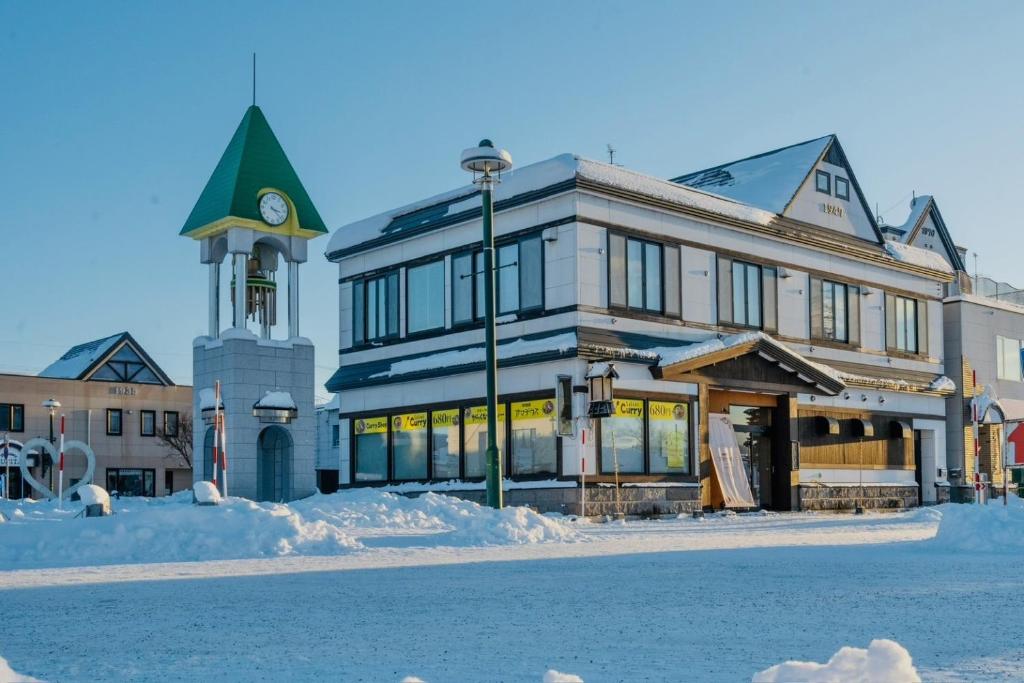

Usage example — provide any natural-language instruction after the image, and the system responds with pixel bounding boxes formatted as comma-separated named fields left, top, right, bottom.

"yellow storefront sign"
left=432, top=409, right=460, bottom=429
left=353, top=416, right=388, bottom=435
left=511, top=399, right=556, bottom=421
left=393, top=412, right=427, bottom=432
left=649, top=401, right=688, bottom=422
left=463, top=404, right=507, bottom=425
left=612, top=398, right=644, bottom=418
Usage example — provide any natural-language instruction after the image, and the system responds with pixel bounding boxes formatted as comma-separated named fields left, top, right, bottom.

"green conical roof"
left=180, top=105, right=326, bottom=235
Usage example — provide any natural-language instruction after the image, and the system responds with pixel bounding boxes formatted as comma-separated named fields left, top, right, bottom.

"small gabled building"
left=323, top=135, right=955, bottom=515
left=0, top=332, right=193, bottom=498
left=884, top=194, right=1024, bottom=499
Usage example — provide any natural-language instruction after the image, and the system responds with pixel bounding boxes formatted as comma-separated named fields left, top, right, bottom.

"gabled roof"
left=671, top=135, right=885, bottom=243
left=180, top=105, right=326, bottom=236
left=39, top=332, right=173, bottom=386
left=882, top=195, right=966, bottom=272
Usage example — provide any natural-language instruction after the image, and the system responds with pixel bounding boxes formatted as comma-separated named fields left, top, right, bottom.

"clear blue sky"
left=2, top=1, right=1021, bottom=398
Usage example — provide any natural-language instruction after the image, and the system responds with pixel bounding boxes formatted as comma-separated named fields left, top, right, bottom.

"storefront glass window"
left=353, top=416, right=388, bottom=482
left=463, top=404, right=506, bottom=479
left=431, top=410, right=461, bottom=479
left=407, top=260, right=445, bottom=333
left=648, top=401, right=689, bottom=474
left=510, top=399, right=558, bottom=476
left=601, top=398, right=644, bottom=473
left=392, top=412, right=428, bottom=480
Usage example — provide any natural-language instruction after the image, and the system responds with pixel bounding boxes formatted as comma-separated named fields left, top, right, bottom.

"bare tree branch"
left=157, top=413, right=193, bottom=469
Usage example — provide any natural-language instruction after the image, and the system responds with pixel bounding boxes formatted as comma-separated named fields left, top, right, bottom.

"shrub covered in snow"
left=752, top=639, right=920, bottom=682
left=193, top=480, right=222, bottom=505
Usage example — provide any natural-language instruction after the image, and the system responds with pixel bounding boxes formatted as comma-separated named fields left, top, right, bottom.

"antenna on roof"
left=252, top=52, right=256, bottom=106
left=875, top=202, right=883, bottom=224
left=607, top=144, right=616, bottom=165
left=912, top=190, right=916, bottom=206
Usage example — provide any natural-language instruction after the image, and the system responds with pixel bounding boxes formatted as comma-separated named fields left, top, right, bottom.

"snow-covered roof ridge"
left=883, top=240, right=953, bottom=274
left=38, top=332, right=125, bottom=379
left=881, top=195, right=933, bottom=239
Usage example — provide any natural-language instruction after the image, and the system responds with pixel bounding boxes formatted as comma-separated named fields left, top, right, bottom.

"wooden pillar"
left=699, top=382, right=711, bottom=509
left=786, top=393, right=801, bottom=511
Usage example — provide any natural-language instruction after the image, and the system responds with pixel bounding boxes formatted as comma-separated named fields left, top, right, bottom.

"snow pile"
left=929, top=498, right=1024, bottom=553
left=77, top=484, right=109, bottom=506
left=255, top=391, right=296, bottom=409
left=543, top=670, right=584, bottom=683
left=0, top=654, right=42, bottom=682
left=928, top=375, right=956, bottom=393
left=0, top=490, right=578, bottom=569
left=884, top=240, right=952, bottom=273
left=193, top=481, right=222, bottom=504
left=752, top=639, right=920, bottom=682
left=290, top=490, right=580, bottom=545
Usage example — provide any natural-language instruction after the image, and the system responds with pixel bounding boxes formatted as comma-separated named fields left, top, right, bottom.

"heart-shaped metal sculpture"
left=18, top=437, right=97, bottom=500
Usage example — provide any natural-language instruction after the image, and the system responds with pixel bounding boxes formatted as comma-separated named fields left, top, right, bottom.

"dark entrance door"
left=914, top=429, right=923, bottom=506
left=729, top=406, right=773, bottom=509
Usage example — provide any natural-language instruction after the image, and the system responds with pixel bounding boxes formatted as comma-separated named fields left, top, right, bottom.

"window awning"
left=816, top=416, right=840, bottom=436
left=852, top=418, right=875, bottom=437
left=890, top=420, right=913, bottom=439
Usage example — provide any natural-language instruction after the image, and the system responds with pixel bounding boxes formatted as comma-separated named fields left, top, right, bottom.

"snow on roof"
left=585, top=361, right=617, bottom=379
left=370, top=332, right=577, bottom=379
left=38, top=332, right=124, bottom=379
left=255, top=391, right=296, bottom=410
left=318, top=394, right=340, bottom=411
left=327, top=153, right=777, bottom=255
left=883, top=240, right=953, bottom=273
left=929, top=376, right=956, bottom=393
left=198, top=388, right=222, bottom=410
left=880, top=195, right=932, bottom=242
left=671, top=136, right=833, bottom=214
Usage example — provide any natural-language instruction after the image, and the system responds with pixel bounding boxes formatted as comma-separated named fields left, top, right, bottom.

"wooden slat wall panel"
left=798, top=408, right=914, bottom=469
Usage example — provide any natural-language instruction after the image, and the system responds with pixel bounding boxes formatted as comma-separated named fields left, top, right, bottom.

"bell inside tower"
left=231, top=243, right=279, bottom=338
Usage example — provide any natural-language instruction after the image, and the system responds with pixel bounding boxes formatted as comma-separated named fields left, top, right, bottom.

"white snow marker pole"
left=212, top=382, right=220, bottom=488
left=58, top=414, right=65, bottom=509
left=580, top=428, right=586, bottom=519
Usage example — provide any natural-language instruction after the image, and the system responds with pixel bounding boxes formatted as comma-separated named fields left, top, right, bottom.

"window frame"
left=352, top=270, right=401, bottom=346
left=0, top=403, right=25, bottom=433
left=609, top=232, right=667, bottom=316
left=821, top=280, right=849, bottom=343
left=450, top=234, right=545, bottom=328
left=834, top=176, right=850, bottom=201
left=405, top=258, right=447, bottom=336
left=892, top=295, right=919, bottom=354
left=596, top=396, right=695, bottom=477
left=105, top=467, right=156, bottom=497
left=731, top=260, right=764, bottom=329
left=106, top=408, right=123, bottom=436
left=163, top=411, right=179, bottom=438
left=997, top=336, right=1023, bottom=382
left=815, top=170, right=831, bottom=195
left=140, top=410, right=156, bottom=437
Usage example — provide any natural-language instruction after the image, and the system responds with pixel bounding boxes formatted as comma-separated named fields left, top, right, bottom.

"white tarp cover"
left=709, top=413, right=757, bottom=508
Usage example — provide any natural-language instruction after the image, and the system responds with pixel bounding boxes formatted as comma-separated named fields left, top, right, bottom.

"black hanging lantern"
left=587, top=362, right=618, bottom=419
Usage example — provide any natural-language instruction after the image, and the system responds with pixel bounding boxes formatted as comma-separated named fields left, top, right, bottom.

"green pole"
left=482, top=173, right=503, bottom=509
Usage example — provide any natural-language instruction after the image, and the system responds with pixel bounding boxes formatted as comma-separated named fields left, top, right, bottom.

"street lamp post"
left=42, top=398, right=61, bottom=493
left=461, top=139, right=513, bottom=509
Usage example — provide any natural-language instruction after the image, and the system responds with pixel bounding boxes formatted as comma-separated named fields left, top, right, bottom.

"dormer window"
left=835, top=176, right=850, bottom=201
left=815, top=170, right=831, bottom=194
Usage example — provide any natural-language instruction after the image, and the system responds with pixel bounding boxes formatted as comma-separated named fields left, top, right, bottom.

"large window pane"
left=353, top=280, right=365, bottom=344
left=822, top=281, right=835, bottom=339
left=644, top=242, right=662, bottom=312
left=510, top=400, right=557, bottom=476
left=408, top=261, right=445, bottom=333
left=627, top=239, right=643, bottom=308
left=834, top=284, right=847, bottom=342
left=609, top=233, right=626, bottom=307
left=366, top=279, right=379, bottom=340
left=649, top=401, right=689, bottom=474
left=745, top=263, right=761, bottom=328
left=498, top=243, right=519, bottom=314
left=431, top=410, right=461, bottom=479
left=519, top=236, right=543, bottom=310
left=601, top=399, right=644, bottom=473
left=895, top=297, right=906, bottom=350
left=392, top=413, right=428, bottom=480
left=353, top=416, right=388, bottom=482
left=452, top=253, right=474, bottom=325
left=732, top=265, right=746, bottom=324
left=387, top=272, right=399, bottom=336
left=463, top=405, right=506, bottom=479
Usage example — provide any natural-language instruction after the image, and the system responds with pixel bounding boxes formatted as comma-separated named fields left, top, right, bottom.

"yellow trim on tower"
left=183, top=188, right=325, bottom=241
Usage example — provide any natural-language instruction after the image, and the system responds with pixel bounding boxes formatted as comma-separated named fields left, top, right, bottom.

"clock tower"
left=181, top=105, right=327, bottom=502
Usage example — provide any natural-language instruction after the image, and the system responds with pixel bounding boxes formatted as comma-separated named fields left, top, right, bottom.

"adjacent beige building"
left=0, top=332, right=192, bottom=498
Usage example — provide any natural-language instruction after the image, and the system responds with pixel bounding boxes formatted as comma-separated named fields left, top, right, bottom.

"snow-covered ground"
left=1, top=492, right=1022, bottom=682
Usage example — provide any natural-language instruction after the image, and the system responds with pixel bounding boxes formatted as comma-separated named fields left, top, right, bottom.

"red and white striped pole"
left=972, top=370, right=980, bottom=504
left=212, top=383, right=221, bottom=487
left=58, top=414, right=66, bottom=510
left=219, top=382, right=228, bottom=499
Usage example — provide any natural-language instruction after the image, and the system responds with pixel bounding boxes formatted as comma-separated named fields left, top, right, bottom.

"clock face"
left=259, top=192, right=289, bottom=226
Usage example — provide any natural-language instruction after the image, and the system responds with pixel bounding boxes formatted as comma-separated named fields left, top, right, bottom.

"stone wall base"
left=400, top=485, right=701, bottom=517
left=799, top=484, right=919, bottom=512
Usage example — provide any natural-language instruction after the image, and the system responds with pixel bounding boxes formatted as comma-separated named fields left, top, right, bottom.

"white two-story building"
left=322, top=135, right=956, bottom=515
